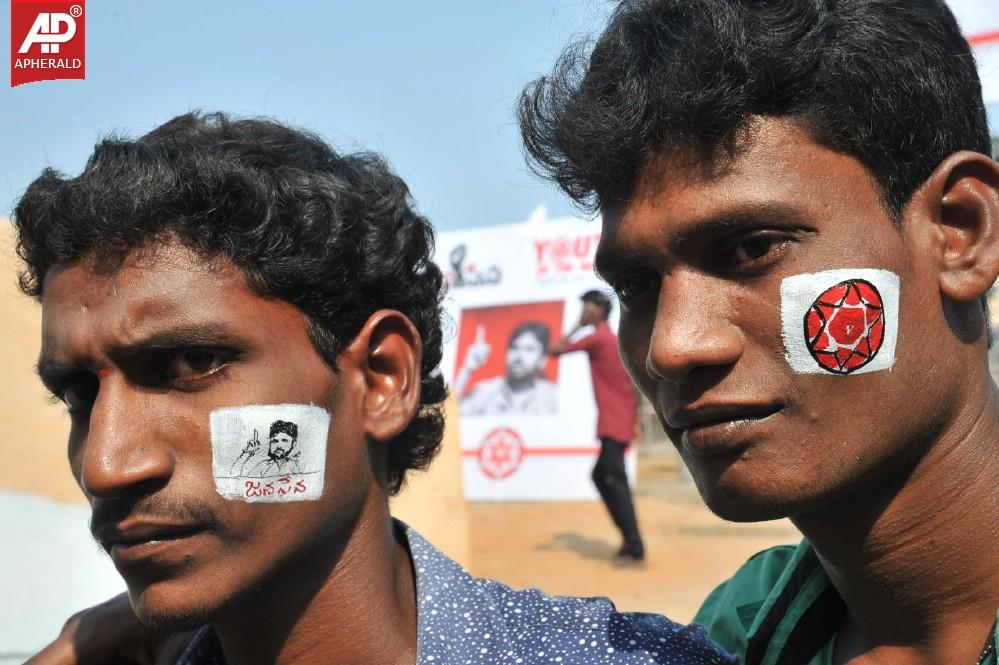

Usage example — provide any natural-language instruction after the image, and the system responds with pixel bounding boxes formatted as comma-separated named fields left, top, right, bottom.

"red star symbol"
left=479, top=428, right=524, bottom=479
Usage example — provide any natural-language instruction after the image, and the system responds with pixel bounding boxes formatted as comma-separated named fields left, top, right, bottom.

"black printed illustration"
left=211, top=403, right=328, bottom=501
left=230, top=420, right=303, bottom=478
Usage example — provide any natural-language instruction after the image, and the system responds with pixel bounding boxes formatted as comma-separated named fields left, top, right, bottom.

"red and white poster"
left=436, top=209, right=636, bottom=501
left=454, top=301, right=565, bottom=418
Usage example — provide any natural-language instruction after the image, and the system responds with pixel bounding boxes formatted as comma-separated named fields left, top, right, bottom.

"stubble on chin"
left=131, top=594, right=219, bottom=632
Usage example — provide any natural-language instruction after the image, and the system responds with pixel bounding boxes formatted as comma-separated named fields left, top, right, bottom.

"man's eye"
left=61, top=377, right=99, bottom=414
left=168, top=350, right=228, bottom=379
left=726, top=232, right=793, bottom=269
left=613, top=274, right=659, bottom=304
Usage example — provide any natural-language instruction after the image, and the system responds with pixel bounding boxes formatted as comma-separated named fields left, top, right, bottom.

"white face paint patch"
left=210, top=404, right=330, bottom=502
left=781, top=268, right=900, bottom=375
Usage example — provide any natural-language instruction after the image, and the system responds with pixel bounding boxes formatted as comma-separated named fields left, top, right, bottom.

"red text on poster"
left=534, top=232, right=600, bottom=280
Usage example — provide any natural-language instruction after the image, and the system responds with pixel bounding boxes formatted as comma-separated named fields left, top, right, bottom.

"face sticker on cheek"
left=781, top=268, right=900, bottom=375
left=210, top=404, right=330, bottom=502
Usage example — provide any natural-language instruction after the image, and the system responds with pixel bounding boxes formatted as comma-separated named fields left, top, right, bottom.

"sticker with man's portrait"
left=210, top=404, right=330, bottom=502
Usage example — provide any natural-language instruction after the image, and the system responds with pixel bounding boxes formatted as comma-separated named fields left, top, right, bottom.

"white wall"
left=0, top=491, right=125, bottom=663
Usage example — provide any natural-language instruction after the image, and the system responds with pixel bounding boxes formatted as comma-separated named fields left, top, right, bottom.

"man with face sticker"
left=457, top=321, right=559, bottom=416
left=520, top=0, right=999, bottom=663
left=19, top=112, right=732, bottom=664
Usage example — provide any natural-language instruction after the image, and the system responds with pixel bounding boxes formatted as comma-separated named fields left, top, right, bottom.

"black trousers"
left=592, top=437, right=643, bottom=546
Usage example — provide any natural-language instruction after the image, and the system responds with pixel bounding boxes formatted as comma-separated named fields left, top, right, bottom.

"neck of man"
left=793, top=378, right=999, bottom=664
left=505, top=374, right=536, bottom=393
left=213, top=485, right=417, bottom=665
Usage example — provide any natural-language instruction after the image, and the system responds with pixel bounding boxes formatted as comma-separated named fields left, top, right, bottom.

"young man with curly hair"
left=18, top=112, right=732, bottom=665
left=520, top=0, right=999, bottom=663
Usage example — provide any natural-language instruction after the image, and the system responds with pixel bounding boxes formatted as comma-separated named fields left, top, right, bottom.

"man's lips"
left=665, top=402, right=784, bottom=430
left=664, top=402, right=784, bottom=456
left=96, top=521, right=207, bottom=560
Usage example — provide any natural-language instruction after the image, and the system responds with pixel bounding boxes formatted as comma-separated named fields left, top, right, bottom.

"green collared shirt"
left=693, top=541, right=998, bottom=665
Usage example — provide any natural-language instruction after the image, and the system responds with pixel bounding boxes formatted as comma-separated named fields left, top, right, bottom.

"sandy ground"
left=464, top=448, right=800, bottom=623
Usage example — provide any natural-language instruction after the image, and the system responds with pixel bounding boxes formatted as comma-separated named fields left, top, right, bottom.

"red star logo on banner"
left=478, top=428, right=525, bottom=479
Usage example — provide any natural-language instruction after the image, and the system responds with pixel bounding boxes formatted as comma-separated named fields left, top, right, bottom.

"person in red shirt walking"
left=551, top=291, right=644, bottom=561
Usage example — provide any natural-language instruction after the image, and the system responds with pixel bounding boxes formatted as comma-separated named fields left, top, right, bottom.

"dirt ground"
left=463, top=447, right=800, bottom=623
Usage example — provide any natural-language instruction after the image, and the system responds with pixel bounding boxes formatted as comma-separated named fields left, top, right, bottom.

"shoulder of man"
left=406, top=524, right=734, bottom=664
left=588, top=321, right=620, bottom=349
left=538, top=378, right=559, bottom=398
left=562, top=325, right=601, bottom=354
left=692, top=543, right=801, bottom=656
left=459, top=376, right=503, bottom=414
left=469, top=579, right=736, bottom=664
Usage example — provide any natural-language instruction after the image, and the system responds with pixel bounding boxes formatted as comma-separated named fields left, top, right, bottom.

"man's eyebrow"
left=593, top=246, right=660, bottom=281
left=595, top=203, right=808, bottom=279
left=36, top=322, right=246, bottom=388
left=668, top=203, right=808, bottom=251
left=114, top=322, right=247, bottom=354
left=35, top=358, right=80, bottom=394
left=667, top=217, right=748, bottom=252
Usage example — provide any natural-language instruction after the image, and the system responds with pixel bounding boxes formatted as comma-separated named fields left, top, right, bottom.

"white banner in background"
left=948, top=0, right=999, bottom=105
left=436, top=209, right=636, bottom=501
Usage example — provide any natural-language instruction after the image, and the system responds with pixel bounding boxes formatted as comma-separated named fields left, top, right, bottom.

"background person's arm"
left=551, top=322, right=596, bottom=356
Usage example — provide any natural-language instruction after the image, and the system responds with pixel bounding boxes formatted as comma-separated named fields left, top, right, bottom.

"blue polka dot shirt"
left=176, top=522, right=736, bottom=664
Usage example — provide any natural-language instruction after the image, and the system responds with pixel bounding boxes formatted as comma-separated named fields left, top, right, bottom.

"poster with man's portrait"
left=454, top=300, right=565, bottom=417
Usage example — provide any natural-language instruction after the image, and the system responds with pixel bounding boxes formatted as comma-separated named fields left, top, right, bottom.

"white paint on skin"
left=210, top=403, right=330, bottom=502
left=781, top=268, right=901, bottom=375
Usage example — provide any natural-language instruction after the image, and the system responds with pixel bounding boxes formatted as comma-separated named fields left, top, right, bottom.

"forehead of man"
left=597, top=117, right=892, bottom=265
left=39, top=241, right=329, bottom=395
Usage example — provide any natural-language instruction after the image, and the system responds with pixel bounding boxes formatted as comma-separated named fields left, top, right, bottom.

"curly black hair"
left=269, top=420, right=299, bottom=441
left=14, top=111, right=446, bottom=494
left=519, top=0, right=993, bottom=218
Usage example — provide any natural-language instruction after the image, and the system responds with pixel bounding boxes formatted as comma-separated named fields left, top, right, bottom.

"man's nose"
left=76, top=376, right=174, bottom=499
left=644, top=276, right=745, bottom=384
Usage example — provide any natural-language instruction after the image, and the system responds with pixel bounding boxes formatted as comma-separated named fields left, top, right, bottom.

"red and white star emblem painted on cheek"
left=478, top=427, right=525, bottom=479
left=781, top=269, right=900, bottom=376
left=804, top=279, right=885, bottom=374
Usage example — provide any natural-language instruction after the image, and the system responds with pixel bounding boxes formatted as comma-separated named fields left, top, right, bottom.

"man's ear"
left=908, top=151, right=999, bottom=302
left=350, top=309, right=422, bottom=441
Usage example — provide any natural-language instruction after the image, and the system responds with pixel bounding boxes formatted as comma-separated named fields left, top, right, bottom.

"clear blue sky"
left=3, top=1, right=996, bottom=231
left=2, top=1, right=615, bottom=230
